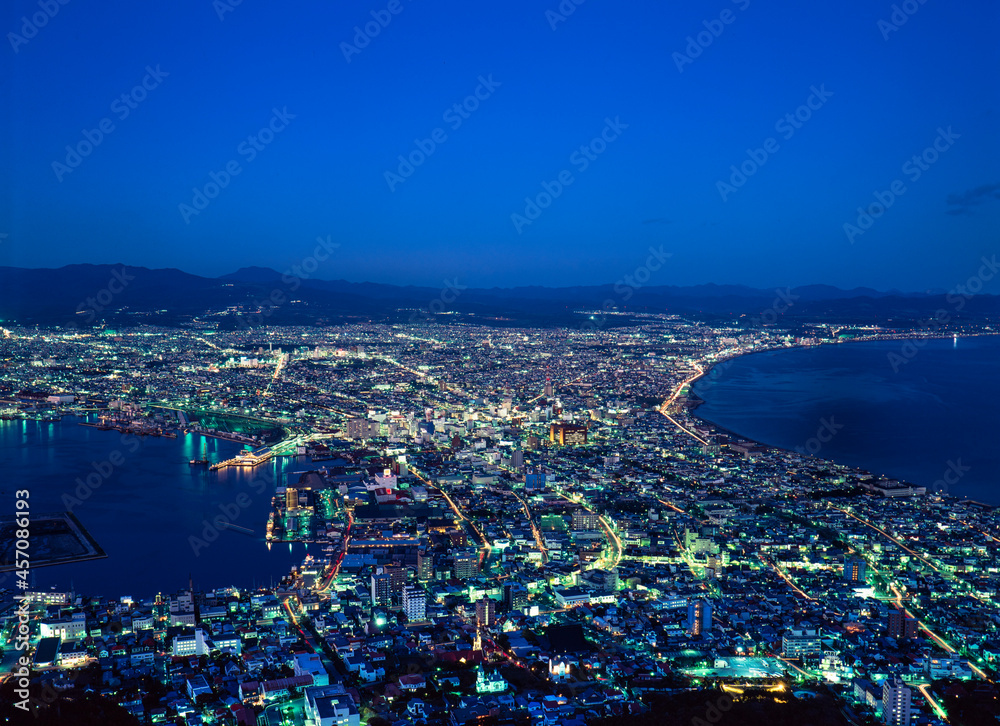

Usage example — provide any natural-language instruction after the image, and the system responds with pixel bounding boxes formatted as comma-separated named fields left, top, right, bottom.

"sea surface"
left=1, top=416, right=311, bottom=599
left=692, top=336, right=1000, bottom=504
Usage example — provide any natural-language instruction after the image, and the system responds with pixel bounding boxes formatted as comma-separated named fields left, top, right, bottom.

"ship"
left=189, top=441, right=210, bottom=466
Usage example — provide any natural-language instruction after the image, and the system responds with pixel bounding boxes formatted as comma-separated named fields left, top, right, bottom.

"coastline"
left=677, top=333, right=999, bottom=507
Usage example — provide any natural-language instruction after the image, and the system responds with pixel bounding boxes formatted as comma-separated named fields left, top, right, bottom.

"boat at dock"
left=189, top=441, right=210, bottom=466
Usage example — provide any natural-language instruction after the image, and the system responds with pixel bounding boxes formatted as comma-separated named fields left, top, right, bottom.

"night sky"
left=1, top=0, right=998, bottom=290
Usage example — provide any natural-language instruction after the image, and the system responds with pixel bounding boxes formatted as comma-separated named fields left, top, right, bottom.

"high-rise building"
left=346, top=418, right=366, bottom=440
left=550, top=423, right=587, bottom=446
left=285, top=487, right=299, bottom=511
left=687, top=599, right=712, bottom=636
left=476, top=597, right=497, bottom=628
left=417, top=550, right=434, bottom=582
left=844, top=555, right=867, bottom=583
left=454, top=550, right=480, bottom=580
left=402, top=585, right=426, bottom=622
left=503, top=583, right=529, bottom=612
left=525, top=469, right=546, bottom=491
left=887, top=610, right=919, bottom=639
left=543, top=377, right=553, bottom=398
left=882, top=678, right=912, bottom=726
left=781, top=627, right=822, bottom=658
left=370, top=570, right=392, bottom=609
left=571, top=509, right=602, bottom=531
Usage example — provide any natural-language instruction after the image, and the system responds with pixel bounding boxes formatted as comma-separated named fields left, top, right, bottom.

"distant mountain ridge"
left=0, top=263, right=995, bottom=327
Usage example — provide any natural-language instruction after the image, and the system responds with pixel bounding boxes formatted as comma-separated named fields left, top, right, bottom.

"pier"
left=209, top=446, right=274, bottom=471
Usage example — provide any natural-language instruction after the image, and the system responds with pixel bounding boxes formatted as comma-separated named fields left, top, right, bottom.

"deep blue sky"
left=1, top=0, right=998, bottom=290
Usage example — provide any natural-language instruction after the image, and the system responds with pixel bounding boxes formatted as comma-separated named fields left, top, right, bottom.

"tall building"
left=687, top=599, right=712, bottom=636
left=525, top=469, right=546, bottom=491
left=882, top=678, right=912, bottom=726
left=887, top=610, right=919, bottom=639
left=543, top=377, right=553, bottom=398
left=503, top=583, right=529, bottom=612
left=571, top=509, right=602, bottom=531
left=346, top=418, right=366, bottom=440
left=285, top=487, right=299, bottom=512
left=844, top=555, right=867, bottom=583
left=782, top=627, right=822, bottom=658
left=476, top=597, right=496, bottom=628
left=370, top=571, right=392, bottom=609
left=416, top=550, right=434, bottom=582
left=402, top=586, right=426, bottom=622
left=550, top=423, right=587, bottom=446
left=454, top=549, right=480, bottom=580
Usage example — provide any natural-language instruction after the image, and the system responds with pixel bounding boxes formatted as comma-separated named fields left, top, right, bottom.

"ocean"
left=1, top=416, right=310, bottom=598
left=692, top=335, right=1000, bottom=503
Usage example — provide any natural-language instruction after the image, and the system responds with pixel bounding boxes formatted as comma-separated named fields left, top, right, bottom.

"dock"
left=209, top=446, right=273, bottom=471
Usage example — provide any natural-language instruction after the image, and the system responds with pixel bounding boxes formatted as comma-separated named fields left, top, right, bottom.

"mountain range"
left=0, top=264, right=995, bottom=328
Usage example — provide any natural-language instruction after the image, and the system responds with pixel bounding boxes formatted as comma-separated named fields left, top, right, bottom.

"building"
left=503, top=582, right=529, bottom=612
left=304, top=684, right=360, bottom=726
left=782, top=628, right=822, bottom=658
left=475, top=666, right=508, bottom=694
left=687, top=599, right=712, bottom=636
left=403, top=585, right=426, bottom=622
left=844, top=555, right=867, bottom=583
left=550, top=423, right=587, bottom=446
left=346, top=418, right=380, bottom=440
left=525, top=469, right=546, bottom=492
left=371, top=570, right=393, bottom=609
left=571, top=509, right=602, bottom=532
left=476, top=597, right=496, bottom=628
left=887, top=610, right=919, bottom=640
left=881, top=678, right=912, bottom=726
left=39, top=616, right=87, bottom=641
left=416, top=549, right=434, bottom=582
left=295, top=653, right=330, bottom=687
left=454, top=549, right=480, bottom=579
